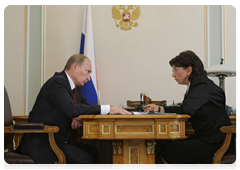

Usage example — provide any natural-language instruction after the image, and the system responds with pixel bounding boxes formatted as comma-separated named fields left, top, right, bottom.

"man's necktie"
left=72, top=88, right=77, bottom=104
left=70, top=88, right=78, bottom=146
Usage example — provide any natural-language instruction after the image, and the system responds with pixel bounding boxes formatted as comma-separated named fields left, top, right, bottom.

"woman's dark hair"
left=169, top=50, right=207, bottom=81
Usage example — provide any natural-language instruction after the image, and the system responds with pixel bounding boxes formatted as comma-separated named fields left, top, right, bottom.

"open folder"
left=132, top=111, right=176, bottom=115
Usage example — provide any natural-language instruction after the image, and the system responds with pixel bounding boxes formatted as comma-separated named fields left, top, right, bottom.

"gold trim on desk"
left=115, top=124, right=154, bottom=135
left=129, top=146, right=140, bottom=164
left=158, top=124, right=168, bottom=134
left=102, top=124, right=111, bottom=135
left=170, top=123, right=181, bottom=134
left=87, top=124, right=99, bottom=134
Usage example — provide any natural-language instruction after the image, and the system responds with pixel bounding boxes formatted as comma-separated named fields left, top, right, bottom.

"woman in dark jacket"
left=144, top=50, right=233, bottom=164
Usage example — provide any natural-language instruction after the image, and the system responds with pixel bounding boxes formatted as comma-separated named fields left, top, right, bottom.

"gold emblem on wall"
left=112, top=5, right=141, bottom=31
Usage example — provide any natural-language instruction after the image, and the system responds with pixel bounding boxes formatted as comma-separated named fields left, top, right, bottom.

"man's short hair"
left=64, top=54, right=90, bottom=70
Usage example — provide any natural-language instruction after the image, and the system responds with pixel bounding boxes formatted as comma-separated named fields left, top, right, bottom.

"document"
left=132, top=112, right=148, bottom=115
left=132, top=112, right=176, bottom=115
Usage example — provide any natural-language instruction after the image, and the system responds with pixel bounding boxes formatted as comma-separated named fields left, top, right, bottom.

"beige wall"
left=45, top=5, right=206, bottom=107
left=4, top=5, right=26, bottom=116
left=45, top=5, right=86, bottom=81
left=4, top=5, right=236, bottom=116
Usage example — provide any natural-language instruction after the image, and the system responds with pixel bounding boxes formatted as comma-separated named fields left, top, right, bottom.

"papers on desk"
left=132, top=112, right=147, bottom=115
left=132, top=112, right=176, bottom=115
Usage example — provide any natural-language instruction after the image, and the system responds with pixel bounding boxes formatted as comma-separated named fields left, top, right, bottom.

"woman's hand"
left=144, top=104, right=159, bottom=112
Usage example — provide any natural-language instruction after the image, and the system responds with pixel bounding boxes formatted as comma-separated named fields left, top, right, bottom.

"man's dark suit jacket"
left=17, top=71, right=101, bottom=163
left=164, top=75, right=232, bottom=144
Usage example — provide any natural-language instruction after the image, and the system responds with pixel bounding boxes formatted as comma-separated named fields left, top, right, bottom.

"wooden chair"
left=198, top=125, right=238, bottom=169
left=151, top=100, right=167, bottom=106
left=213, top=125, right=236, bottom=164
left=4, top=87, right=66, bottom=164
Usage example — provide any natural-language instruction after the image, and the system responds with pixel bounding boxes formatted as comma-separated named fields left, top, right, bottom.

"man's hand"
left=71, top=117, right=83, bottom=129
left=109, top=107, right=132, bottom=115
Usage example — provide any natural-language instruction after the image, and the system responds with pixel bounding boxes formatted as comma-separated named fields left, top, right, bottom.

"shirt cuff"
left=101, top=105, right=110, bottom=115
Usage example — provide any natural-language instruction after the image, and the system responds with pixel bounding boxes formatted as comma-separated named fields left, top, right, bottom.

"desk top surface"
left=79, top=114, right=191, bottom=119
left=12, top=115, right=235, bottom=120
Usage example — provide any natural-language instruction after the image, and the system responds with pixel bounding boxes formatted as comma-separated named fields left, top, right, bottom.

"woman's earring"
left=188, top=73, right=189, bottom=75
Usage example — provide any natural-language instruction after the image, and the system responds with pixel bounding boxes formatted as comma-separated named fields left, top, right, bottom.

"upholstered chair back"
left=4, top=87, right=14, bottom=151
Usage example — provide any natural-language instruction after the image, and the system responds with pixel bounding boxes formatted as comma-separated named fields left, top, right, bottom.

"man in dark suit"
left=17, top=54, right=131, bottom=164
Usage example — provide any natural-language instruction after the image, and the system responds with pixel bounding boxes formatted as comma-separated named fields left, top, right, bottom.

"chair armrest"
left=220, top=126, right=236, bottom=133
left=4, top=123, right=59, bottom=134
left=4, top=124, right=66, bottom=164
left=213, top=126, right=236, bottom=164
left=13, top=123, right=45, bottom=130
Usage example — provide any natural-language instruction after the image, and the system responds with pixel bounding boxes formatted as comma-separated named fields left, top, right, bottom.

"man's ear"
left=72, top=63, right=78, bottom=71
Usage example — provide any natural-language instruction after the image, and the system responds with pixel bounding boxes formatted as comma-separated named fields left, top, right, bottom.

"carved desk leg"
left=112, top=140, right=123, bottom=164
left=146, top=140, right=156, bottom=155
left=112, top=141, right=122, bottom=154
left=113, top=140, right=156, bottom=164
left=145, top=140, right=156, bottom=164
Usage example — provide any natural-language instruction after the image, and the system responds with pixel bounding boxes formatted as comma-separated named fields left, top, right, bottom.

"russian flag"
left=80, top=5, right=98, bottom=105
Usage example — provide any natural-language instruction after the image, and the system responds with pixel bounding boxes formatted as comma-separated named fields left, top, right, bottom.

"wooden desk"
left=79, top=114, right=190, bottom=164
left=13, top=115, right=238, bottom=169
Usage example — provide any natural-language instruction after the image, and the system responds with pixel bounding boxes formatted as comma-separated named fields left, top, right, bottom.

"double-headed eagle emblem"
left=112, top=5, right=141, bottom=31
